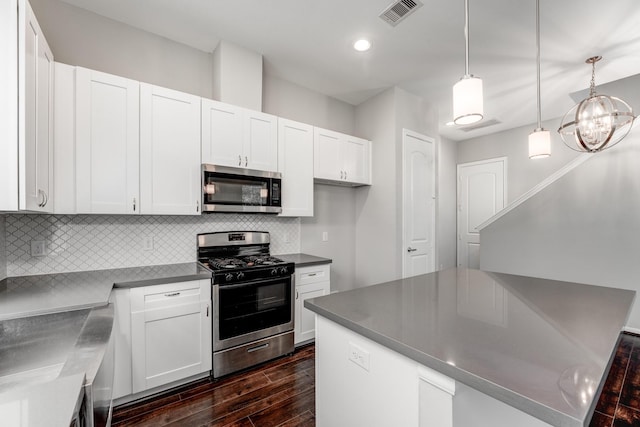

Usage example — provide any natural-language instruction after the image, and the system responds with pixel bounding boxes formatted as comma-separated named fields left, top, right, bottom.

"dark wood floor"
left=113, top=334, right=640, bottom=427
left=112, top=344, right=315, bottom=427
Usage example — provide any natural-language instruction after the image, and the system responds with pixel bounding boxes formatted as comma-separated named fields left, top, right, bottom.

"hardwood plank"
left=275, top=409, right=315, bottom=427
left=596, top=337, right=634, bottom=416
left=613, top=404, right=640, bottom=427
left=221, top=417, right=255, bottom=427
left=590, top=410, right=614, bottom=427
left=247, top=387, right=315, bottom=426
left=619, top=346, right=640, bottom=410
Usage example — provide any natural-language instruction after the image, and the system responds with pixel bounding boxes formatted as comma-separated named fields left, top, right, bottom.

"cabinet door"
left=295, top=281, right=329, bottom=345
left=313, top=127, right=342, bottom=181
left=201, top=99, right=243, bottom=167
left=111, top=288, right=132, bottom=400
left=140, top=83, right=201, bottom=215
left=342, top=135, right=371, bottom=185
left=244, top=110, right=278, bottom=172
left=20, top=0, right=53, bottom=212
left=76, top=68, right=140, bottom=214
left=278, top=118, right=313, bottom=217
left=131, top=280, right=212, bottom=393
left=0, top=0, right=19, bottom=211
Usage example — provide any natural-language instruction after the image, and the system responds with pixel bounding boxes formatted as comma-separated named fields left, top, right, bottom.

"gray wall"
left=438, top=137, right=458, bottom=270
left=480, top=136, right=640, bottom=329
left=457, top=118, right=581, bottom=202
left=353, top=87, right=445, bottom=288
left=300, top=185, right=357, bottom=292
left=0, top=215, right=6, bottom=280
left=30, top=0, right=213, bottom=99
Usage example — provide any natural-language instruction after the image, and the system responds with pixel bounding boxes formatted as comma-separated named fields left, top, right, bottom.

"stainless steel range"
left=197, top=231, right=295, bottom=378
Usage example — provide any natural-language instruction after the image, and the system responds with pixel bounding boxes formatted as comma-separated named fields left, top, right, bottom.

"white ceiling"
left=59, top=0, right=640, bottom=141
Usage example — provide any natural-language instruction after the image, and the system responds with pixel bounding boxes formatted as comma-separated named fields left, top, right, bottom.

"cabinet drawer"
left=130, top=280, right=210, bottom=312
left=296, top=264, right=330, bottom=286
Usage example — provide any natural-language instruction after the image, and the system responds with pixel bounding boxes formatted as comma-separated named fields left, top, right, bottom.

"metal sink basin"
left=0, top=309, right=90, bottom=392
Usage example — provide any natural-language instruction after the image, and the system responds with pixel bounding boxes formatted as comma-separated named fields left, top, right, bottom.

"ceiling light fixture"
left=528, top=0, right=550, bottom=159
left=557, top=56, right=636, bottom=152
left=452, top=0, right=483, bottom=125
left=353, top=39, right=371, bottom=52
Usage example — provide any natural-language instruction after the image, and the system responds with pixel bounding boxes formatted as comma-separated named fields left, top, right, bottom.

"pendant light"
left=453, top=0, right=483, bottom=125
left=557, top=56, right=635, bottom=152
left=528, top=0, right=550, bottom=159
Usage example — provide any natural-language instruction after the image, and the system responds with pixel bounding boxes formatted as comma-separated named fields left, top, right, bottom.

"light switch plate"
left=30, top=240, right=46, bottom=257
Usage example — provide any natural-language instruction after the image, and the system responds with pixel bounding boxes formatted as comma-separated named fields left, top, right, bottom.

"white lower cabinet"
left=294, top=264, right=330, bottom=345
left=130, top=280, right=212, bottom=394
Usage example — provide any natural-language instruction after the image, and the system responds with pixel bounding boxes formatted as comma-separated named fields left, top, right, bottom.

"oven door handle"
left=217, top=277, right=290, bottom=290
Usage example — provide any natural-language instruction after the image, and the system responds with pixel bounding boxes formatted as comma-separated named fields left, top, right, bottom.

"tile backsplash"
left=5, top=214, right=300, bottom=276
left=0, top=215, right=6, bottom=280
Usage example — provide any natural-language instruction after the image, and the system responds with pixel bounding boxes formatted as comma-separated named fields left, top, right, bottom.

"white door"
left=201, top=99, right=243, bottom=167
left=76, top=68, right=140, bottom=214
left=140, top=83, right=201, bottom=215
left=402, top=130, right=436, bottom=278
left=244, top=110, right=278, bottom=172
left=278, top=118, right=314, bottom=217
left=314, top=127, right=342, bottom=181
left=457, top=158, right=506, bottom=269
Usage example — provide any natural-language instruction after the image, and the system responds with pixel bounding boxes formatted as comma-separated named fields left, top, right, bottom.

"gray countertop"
left=276, top=253, right=332, bottom=267
left=305, top=267, right=635, bottom=427
left=0, top=262, right=211, bottom=320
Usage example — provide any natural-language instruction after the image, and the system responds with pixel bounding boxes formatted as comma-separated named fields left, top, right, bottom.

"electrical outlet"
left=30, top=240, right=46, bottom=257
left=322, top=231, right=328, bottom=242
left=143, top=236, right=154, bottom=251
left=348, top=342, right=370, bottom=371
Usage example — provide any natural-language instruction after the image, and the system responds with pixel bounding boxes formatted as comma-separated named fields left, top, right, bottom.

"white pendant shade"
left=453, top=76, right=483, bottom=125
left=528, top=129, right=551, bottom=159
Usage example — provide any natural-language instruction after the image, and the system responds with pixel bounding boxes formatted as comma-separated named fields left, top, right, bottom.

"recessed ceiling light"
left=353, top=39, right=371, bottom=52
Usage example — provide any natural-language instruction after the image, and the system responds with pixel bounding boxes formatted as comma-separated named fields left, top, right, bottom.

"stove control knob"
left=271, top=268, right=278, bottom=276
left=225, top=273, right=234, bottom=282
left=280, top=266, right=288, bottom=274
left=236, top=271, right=245, bottom=280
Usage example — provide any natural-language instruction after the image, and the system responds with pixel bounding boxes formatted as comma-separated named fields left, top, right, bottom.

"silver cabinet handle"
left=165, top=292, right=181, bottom=297
left=407, top=247, right=417, bottom=252
left=133, top=197, right=136, bottom=212
left=296, top=290, right=299, bottom=300
left=308, top=273, right=317, bottom=277
left=344, top=171, right=347, bottom=180
left=206, top=304, right=209, bottom=317
left=340, top=171, right=344, bottom=179
left=238, top=155, right=242, bottom=166
left=245, top=156, right=248, bottom=167
left=42, top=191, right=48, bottom=207
left=38, top=190, right=46, bottom=207
left=196, top=200, right=199, bottom=212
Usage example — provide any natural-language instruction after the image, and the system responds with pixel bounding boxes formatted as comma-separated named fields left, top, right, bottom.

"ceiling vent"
left=459, top=119, right=502, bottom=132
left=379, top=0, right=423, bottom=27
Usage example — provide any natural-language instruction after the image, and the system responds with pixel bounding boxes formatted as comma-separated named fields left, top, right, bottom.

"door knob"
left=407, top=247, right=417, bottom=252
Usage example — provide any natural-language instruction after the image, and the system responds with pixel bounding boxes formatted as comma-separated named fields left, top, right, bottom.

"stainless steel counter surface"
left=276, top=253, right=332, bottom=267
left=305, top=267, right=635, bottom=427
left=0, top=262, right=211, bottom=320
left=0, top=373, right=85, bottom=427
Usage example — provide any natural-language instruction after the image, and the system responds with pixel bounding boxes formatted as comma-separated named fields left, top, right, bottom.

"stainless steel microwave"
left=201, top=164, right=282, bottom=213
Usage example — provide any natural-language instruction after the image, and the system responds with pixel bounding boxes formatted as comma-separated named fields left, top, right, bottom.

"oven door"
left=213, top=275, right=294, bottom=352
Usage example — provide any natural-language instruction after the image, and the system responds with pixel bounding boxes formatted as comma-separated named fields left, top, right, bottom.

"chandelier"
left=528, top=0, right=550, bottom=159
left=557, top=56, right=635, bottom=152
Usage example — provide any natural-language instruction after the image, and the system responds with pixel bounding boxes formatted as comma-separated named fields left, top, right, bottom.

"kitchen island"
left=305, top=268, right=635, bottom=427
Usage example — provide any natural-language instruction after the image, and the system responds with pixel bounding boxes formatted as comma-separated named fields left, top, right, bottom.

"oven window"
left=218, top=277, right=292, bottom=340
left=204, top=173, right=269, bottom=206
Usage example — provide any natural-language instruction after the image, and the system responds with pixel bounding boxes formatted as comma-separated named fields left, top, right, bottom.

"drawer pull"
left=165, top=292, right=181, bottom=297
left=307, top=273, right=317, bottom=277
left=247, top=343, right=269, bottom=353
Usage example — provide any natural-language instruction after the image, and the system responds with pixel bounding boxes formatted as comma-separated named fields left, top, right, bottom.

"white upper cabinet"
left=314, top=127, right=371, bottom=186
left=5, top=0, right=54, bottom=213
left=75, top=67, right=140, bottom=214
left=278, top=118, right=314, bottom=217
left=140, top=83, right=202, bottom=215
left=201, top=99, right=278, bottom=172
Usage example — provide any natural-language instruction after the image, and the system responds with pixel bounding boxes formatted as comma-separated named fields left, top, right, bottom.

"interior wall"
left=300, top=185, right=356, bottom=292
left=457, top=117, right=581, bottom=202
left=0, top=215, right=6, bottom=281
left=480, top=135, right=640, bottom=328
left=29, top=0, right=213, bottom=98
left=263, top=74, right=356, bottom=135
left=438, top=137, right=458, bottom=270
